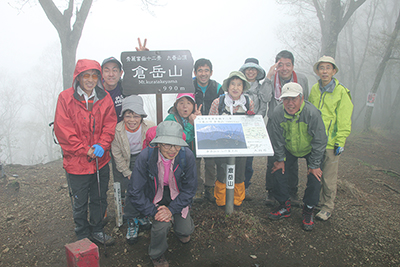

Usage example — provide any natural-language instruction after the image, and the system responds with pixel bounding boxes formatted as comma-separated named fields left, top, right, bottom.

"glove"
left=246, top=111, right=255, bottom=116
left=334, top=143, right=344, bottom=156
left=92, top=144, right=104, bottom=157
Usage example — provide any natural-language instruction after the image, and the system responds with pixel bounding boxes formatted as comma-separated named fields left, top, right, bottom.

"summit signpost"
left=120, top=50, right=195, bottom=123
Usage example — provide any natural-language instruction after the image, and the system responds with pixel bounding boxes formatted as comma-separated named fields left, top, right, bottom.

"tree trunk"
left=385, top=85, right=400, bottom=130
left=38, top=0, right=93, bottom=90
left=313, top=0, right=367, bottom=57
left=364, top=10, right=400, bottom=131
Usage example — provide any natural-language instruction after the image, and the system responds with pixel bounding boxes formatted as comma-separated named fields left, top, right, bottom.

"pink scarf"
left=274, top=71, right=298, bottom=100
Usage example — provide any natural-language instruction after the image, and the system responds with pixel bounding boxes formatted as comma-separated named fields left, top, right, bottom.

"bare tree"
left=277, top=0, right=366, bottom=57
left=0, top=73, right=24, bottom=164
left=27, top=44, right=63, bottom=162
left=364, top=11, right=400, bottom=131
left=38, top=0, right=93, bottom=90
left=313, top=0, right=367, bottom=57
left=385, top=85, right=400, bottom=130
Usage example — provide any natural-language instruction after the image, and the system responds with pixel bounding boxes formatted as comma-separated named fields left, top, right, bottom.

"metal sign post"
left=225, top=159, right=235, bottom=214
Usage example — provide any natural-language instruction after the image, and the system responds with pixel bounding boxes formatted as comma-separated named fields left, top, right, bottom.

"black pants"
left=265, top=120, right=299, bottom=196
left=272, top=150, right=321, bottom=207
left=68, top=164, right=110, bottom=239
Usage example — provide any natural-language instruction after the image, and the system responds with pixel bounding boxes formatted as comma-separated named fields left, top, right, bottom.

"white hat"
left=280, top=82, right=303, bottom=100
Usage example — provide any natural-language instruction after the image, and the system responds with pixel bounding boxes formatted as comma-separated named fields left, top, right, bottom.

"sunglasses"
left=81, top=73, right=99, bottom=80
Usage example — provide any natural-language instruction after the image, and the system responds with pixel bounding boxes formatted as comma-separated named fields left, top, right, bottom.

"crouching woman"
left=128, top=121, right=197, bottom=267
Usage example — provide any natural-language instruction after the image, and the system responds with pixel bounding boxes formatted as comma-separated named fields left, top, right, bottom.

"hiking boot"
left=193, top=191, right=203, bottom=203
left=178, top=235, right=191, bottom=244
left=204, top=186, right=216, bottom=202
left=90, top=231, right=115, bottom=246
left=152, top=254, right=169, bottom=267
left=126, top=218, right=139, bottom=244
left=268, top=200, right=291, bottom=220
left=316, top=210, right=331, bottom=221
left=244, top=188, right=252, bottom=201
left=137, top=216, right=152, bottom=230
left=265, top=191, right=277, bottom=206
left=302, top=206, right=315, bottom=231
left=290, top=194, right=301, bottom=208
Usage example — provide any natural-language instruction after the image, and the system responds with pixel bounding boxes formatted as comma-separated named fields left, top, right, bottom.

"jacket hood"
left=72, top=59, right=104, bottom=90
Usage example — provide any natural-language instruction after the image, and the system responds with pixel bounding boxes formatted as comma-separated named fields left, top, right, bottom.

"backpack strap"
left=244, top=95, right=250, bottom=111
left=178, top=148, right=186, bottom=179
left=217, top=95, right=228, bottom=115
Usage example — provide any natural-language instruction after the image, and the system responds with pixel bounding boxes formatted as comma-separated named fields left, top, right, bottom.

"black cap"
left=101, top=57, right=122, bottom=69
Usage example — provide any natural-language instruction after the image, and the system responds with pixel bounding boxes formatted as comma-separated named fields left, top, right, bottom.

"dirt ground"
left=0, top=130, right=400, bottom=267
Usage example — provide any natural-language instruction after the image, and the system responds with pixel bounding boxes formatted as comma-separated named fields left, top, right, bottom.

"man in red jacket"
left=54, top=59, right=117, bottom=245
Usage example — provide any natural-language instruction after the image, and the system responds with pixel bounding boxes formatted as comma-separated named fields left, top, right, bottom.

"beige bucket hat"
left=313, top=56, right=339, bottom=75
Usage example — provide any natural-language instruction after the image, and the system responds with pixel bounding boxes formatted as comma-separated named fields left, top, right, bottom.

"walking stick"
left=96, top=158, right=107, bottom=257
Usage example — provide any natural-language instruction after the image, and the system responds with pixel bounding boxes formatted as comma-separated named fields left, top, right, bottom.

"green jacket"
left=309, top=78, right=353, bottom=149
left=270, top=100, right=327, bottom=169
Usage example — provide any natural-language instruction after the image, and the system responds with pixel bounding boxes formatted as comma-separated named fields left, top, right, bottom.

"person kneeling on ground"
left=111, top=95, right=155, bottom=244
left=128, top=121, right=197, bottom=267
left=267, top=82, right=327, bottom=231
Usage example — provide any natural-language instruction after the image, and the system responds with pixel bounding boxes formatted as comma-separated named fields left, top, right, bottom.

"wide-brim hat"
left=313, top=55, right=339, bottom=75
left=120, top=95, right=147, bottom=117
left=150, top=121, right=188, bottom=147
left=239, top=58, right=266, bottom=81
left=221, top=71, right=251, bottom=92
left=279, top=82, right=303, bottom=100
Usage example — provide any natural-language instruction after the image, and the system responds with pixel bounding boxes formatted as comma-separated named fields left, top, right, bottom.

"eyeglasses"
left=160, top=144, right=181, bottom=150
left=82, top=73, right=99, bottom=80
left=318, top=66, right=333, bottom=71
left=282, top=95, right=300, bottom=103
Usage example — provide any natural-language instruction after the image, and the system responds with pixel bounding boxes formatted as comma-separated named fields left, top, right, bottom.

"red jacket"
left=54, top=59, right=117, bottom=175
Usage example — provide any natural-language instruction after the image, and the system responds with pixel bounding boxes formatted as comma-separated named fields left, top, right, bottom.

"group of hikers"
left=53, top=39, right=353, bottom=267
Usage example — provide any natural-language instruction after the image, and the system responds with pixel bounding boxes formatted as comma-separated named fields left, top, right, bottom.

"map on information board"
left=194, top=115, right=274, bottom=158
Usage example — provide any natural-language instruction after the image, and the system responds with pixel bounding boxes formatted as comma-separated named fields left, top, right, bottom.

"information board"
left=120, top=50, right=195, bottom=95
left=194, top=115, right=274, bottom=158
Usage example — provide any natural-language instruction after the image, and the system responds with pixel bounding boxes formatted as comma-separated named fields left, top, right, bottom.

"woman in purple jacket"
left=128, top=121, right=197, bottom=267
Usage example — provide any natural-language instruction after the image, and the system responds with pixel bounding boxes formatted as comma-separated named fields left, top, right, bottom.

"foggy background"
left=1, top=0, right=400, bottom=165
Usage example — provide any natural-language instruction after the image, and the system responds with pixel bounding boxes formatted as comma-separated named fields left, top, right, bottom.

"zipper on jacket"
left=327, top=120, right=332, bottom=139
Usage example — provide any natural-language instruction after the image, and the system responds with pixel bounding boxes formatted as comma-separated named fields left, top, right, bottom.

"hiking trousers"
left=319, top=149, right=340, bottom=213
left=68, top=164, right=110, bottom=239
left=272, top=150, right=321, bottom=207
left=149, top=210, right=194, bottom=259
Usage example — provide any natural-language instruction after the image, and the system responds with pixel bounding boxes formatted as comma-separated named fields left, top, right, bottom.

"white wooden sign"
left=194, top=115, right=274, bottom=158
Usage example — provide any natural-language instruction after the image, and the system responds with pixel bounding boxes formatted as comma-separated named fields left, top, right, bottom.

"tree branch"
left=340, top=0, right=367, bottom=30
left=38, top=0, right=64, bottom=33
left=312, top=0, right=325, bottom=32
left=71, top=0, right=93, bottom=45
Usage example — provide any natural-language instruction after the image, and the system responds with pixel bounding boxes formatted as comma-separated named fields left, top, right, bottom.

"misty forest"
left=1, top=0, right=400, bottom=165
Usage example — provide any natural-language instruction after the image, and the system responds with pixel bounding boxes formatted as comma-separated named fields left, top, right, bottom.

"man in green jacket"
left=309, top=56, right=353, bottom=221
left=268, top=82, right=327, bottom=231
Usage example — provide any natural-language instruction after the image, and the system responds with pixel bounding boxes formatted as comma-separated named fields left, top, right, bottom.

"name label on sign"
left=121, top=50, right=195, bottom=95
left=226, top=164, right=235, bottom=189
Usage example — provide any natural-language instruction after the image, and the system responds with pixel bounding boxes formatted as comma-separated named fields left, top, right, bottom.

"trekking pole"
left=96, top=157, right=107, bottom=257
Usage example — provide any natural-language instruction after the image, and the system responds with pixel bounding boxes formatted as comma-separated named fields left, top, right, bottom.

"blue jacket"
left=127, top=146, right=197, bottom=217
